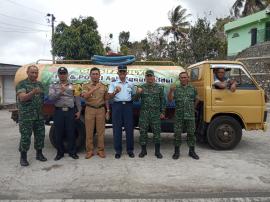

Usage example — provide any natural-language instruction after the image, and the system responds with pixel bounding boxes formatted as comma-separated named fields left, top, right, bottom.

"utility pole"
left=47, top=13, right=56, bottom=64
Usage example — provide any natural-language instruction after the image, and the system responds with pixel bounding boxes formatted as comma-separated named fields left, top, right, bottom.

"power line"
left=0, top=12, right=48, bottom=27
left=2, top=0, right=46, bottom=16
left=0, top=26, right=49, bottom=33
left=0, top=29, right=49, bottom=33
left=0, top=20, right=50, bottom=32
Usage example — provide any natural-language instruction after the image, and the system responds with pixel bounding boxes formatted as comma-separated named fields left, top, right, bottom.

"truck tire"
left=49, top=119, right=86, bottom=152
left=207, top=116, right=242, bottom=150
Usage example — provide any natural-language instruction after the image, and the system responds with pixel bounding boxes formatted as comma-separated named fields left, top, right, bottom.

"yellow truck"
left=187, top=60, right=268, bottom=150
left=12, top=60, right=267, bottom=150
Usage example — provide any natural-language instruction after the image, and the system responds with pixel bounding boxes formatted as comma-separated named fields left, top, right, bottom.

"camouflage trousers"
left=19, top=119, right=45, bottom=152
left=174, top=116, right=196, bottom=147
left=139, top=109, right=161, bottom=145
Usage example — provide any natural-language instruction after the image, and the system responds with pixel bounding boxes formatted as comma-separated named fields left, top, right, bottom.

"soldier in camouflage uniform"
left=16, top=65, right=47, bottom=166
left=135, top=70, right=165, bottom=159
left=168, top=71, right=199, bottom=160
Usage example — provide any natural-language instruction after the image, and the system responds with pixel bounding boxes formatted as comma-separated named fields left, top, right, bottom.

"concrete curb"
left=1, top=198, right=270, bottom=202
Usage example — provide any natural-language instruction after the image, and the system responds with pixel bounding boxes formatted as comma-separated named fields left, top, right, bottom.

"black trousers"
left=53, top=107, right=76, bottom=155
left=112, top=102, right=134, bottom=154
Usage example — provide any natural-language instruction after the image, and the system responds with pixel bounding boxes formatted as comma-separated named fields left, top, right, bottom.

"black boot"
left=138, top=145, right=147, bottom=158
left=36, top=149, right=47, bottom=161
left=20, top=151, right=29, bottom=166
left=155, top=144, right=163, bottom=159
left=189, top=146, right=199, bottom=160
left=172, top=146, right=180, bottom=160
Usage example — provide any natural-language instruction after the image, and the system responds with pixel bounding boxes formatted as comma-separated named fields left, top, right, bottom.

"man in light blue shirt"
left=108, top=65, right=135, bottom=159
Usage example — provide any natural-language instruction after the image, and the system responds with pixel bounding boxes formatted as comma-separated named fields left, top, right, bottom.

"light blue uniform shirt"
left=108, top=80, right=135, bottom=102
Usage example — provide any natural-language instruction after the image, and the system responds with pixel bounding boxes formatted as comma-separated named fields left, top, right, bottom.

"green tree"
left=231, top=0, right=269, bottom=17
left=212, top=17, right=233, bottom=59
left=176, top=18, right=227, bottom=66
left=119, top=31, right=132, bottom=54
left=160, top=5, right=191, bottom=41
left=159, top=5, right=191, bottom=61
left=52, top=16, right=104, bottom=60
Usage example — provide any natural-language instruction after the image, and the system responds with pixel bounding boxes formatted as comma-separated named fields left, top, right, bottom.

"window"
left=190, top=68, right=199, bottom=81
left=232, top=33, right=239, bottom=38
left=230, top=68, right=257, bottom=89
left=211, top=64, right=257, bottom=90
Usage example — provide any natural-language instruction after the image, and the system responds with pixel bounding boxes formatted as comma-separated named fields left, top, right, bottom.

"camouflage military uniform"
left=174, top=84, right=197, bottom=147
left=138, top=83, right=165, bottom=145
left=16, top=79, right=45, bottom=152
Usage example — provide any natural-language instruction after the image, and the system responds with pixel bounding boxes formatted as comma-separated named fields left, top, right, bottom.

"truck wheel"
left=49, top=119, right=86, bottom=152
left=207, top=116, right=242, bottom=150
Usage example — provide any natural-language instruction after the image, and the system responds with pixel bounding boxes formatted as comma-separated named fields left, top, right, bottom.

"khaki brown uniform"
left=83, top=82, right=108, bottom=153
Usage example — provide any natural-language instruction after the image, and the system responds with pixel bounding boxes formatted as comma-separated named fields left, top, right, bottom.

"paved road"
left=0, top=109, right=269, bottom=200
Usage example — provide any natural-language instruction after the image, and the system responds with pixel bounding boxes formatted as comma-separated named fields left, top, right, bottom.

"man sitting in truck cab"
left=213, top=68, right=237, bottom=92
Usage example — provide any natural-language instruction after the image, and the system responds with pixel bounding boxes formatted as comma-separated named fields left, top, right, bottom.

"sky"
left=0, top=0, right=235, bottom=65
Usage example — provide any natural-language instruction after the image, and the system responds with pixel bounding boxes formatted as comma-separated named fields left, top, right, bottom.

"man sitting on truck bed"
left=213, top=68, right=237, bottom=92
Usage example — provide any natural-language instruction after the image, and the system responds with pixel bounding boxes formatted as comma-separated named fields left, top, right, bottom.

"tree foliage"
left=159, top=5, right=191, bottom=62
left=177, top=18, right=227, bottom=66
left=231, top=0, right=269, bottom=17
left=160, top=5, right=191, bottom=41
left=118, top=31, right=133, bottom=54
left=52, top=16, right=104, bottom=60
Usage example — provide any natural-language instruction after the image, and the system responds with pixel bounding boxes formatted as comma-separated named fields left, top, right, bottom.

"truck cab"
left=187, top=60, right=268, bottom=150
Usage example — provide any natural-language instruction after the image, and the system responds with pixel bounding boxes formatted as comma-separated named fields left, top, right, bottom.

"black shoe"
left=20, top=152, right=29, bottom=166
left=69, top=153, right=79, bottom=159
left=54, top=154, right=64, bottom=161
left=115, top=153, right=121, bottom=159
left=172, top=146, right=180, bottom=160
left=128, top=152, right=135, bottom=158
left=189, top=147, right=199, bottom=160
left=36, top=150, right=47, bottom=162
left=155, top=144, right=163, bottom=159
left=138, top=145, right=147, bottom=158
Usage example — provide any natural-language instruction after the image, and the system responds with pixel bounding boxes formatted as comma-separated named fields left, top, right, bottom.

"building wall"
left=3, top=75, right=16, bottom=104
left=225, top=9, right=270, bottom=56
left=227, top=23, right=265, bottom=56
left=0, top=76, right=3, bottom=104
left=0, top=63, right=20, bottom=104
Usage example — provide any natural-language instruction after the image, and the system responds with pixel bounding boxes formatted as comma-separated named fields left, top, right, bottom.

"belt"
left=86, top=103, right=105, bottom=109
left=55, top=107, right=73, bottom=111
left=114, top=101, right=133, bottom=104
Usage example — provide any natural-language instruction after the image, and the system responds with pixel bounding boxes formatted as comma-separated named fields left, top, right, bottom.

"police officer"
left=16, top=65, right=47, bottom=166
left=81, top=67, right=109, bottom=159
left=49, top=67, right=81, bottom=160
left=108, top=65, right=135, bottom=159
left=168, top=71, right=200, bottom=160
left=135, top=70, right=165, bottom=159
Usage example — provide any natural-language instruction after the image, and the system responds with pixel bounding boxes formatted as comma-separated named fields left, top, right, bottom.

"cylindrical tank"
left=15, top=63, right=185, bottom=149
left=15, top=63, right=185, bottom=96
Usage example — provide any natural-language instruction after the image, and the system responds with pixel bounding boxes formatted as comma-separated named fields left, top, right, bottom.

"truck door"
left=210, top=64, right=263, bottom=126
